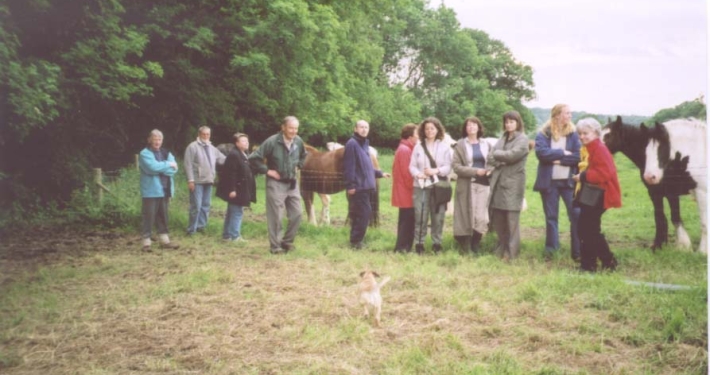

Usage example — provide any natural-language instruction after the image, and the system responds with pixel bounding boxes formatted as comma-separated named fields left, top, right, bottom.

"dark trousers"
left=579, top=203, right=615, bottom=271
left=491, top=208, right=521, bottom=259
left=348, top=189, right=373, bottom=245
left=142, top=197, right=169, bottom=239
left=394, top=207, right=415, bottom=251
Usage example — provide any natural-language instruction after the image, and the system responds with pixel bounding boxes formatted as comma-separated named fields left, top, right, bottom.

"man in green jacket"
left=249, top=116, right=308, bottom=254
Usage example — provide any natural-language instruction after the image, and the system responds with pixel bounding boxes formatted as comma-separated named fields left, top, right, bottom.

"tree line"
left=0, top=0, right=536, bottom=208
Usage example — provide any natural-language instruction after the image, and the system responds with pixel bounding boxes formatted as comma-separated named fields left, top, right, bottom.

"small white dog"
left=358, top=270, right=391, bottom=327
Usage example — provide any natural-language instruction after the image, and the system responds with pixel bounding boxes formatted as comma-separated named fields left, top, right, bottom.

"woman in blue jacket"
left=533, top=104, right=581, bottom=261
left=139, top=129, right=180, bottom=252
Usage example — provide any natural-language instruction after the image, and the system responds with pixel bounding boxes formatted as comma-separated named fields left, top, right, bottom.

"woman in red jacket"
left=392, top=123, right=419, bottom=252
left=573, top=118, right=621, bottom=272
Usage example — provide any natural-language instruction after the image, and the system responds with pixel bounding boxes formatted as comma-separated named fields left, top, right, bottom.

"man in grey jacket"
left=184, top=126, right=226, bottom=235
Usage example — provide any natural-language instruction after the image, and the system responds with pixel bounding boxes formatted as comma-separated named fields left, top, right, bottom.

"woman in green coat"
left=487, top=111, right=529, bottom=260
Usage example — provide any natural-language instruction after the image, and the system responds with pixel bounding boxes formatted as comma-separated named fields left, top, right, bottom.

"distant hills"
left=529, top=107, right=650, bottom=126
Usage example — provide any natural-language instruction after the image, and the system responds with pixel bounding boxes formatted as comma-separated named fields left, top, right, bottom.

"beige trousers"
left=469, top=183, right=490, bottom=234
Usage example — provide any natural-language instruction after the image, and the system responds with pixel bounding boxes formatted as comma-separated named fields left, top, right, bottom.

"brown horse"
left=300, top=144, right=380, bottom=226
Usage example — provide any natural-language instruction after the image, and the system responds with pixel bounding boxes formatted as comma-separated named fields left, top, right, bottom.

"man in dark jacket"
left=249, top=116, right=308, bottom=254
left=343, top=120, right=390, bottom=249
left=217, top=133, right=256, bottom=243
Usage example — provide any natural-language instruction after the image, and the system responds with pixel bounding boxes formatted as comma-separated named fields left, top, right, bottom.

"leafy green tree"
left=649, top=96, right=706, bottom=124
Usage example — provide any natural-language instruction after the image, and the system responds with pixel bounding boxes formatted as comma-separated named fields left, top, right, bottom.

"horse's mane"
left=304, top=144, right=320, bottom=154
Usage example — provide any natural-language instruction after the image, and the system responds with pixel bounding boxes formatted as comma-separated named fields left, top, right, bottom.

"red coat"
left=392, top=139, right=416, bottom=208
left=583, top=138, right=621, bottom=209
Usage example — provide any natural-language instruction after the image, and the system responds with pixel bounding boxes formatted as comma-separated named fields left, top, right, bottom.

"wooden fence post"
left=136, top=154, right=139, bottom=170
left=94, top=168, right=103, bottom=203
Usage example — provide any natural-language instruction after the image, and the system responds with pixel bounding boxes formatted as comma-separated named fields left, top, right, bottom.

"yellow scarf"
left=575, top=146, right=589, bottom=194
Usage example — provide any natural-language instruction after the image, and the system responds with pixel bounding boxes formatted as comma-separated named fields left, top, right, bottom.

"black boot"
left=415, top=244, right=425, bottom=255
left=454, top=236, right=470, bottom=254
left=470, top=231, right=482, bottom=254
left=432, top=243, right=442, bottom=254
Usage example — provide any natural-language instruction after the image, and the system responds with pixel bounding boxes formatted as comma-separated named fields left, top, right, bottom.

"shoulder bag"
left=574, top=182, right=604, bottom=207
left=422, top=143, right=452, bottom=209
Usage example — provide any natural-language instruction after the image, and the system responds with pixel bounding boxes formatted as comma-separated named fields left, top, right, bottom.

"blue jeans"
left=187, top=184, right=212, bottom=233
left=222, top=203, right=244, bottom=240
left=540, top=180, right=580, bottom=259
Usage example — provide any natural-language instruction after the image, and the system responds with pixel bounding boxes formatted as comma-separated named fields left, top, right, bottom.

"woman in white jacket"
left=409, top=117, right=452, bottom=254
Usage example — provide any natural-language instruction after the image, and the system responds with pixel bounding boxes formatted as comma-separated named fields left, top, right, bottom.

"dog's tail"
left=378, top=276, right=391, bottom=289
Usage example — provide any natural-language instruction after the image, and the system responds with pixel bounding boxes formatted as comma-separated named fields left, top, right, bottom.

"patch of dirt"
left=0, top=229, right=136, bottom=282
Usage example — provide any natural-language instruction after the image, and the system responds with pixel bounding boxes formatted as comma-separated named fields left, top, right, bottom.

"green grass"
left=0, top=150, right=706, bottom=374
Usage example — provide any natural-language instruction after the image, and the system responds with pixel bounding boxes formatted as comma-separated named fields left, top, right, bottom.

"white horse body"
left=644, top=118, right=707, bottom=253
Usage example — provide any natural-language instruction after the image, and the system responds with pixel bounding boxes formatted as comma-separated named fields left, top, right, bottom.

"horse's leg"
left=649, top=191, right=668, bottom=251
left=302, top=189, right=317, bottom=226
left=692, top=187, right=707, bottom=253
left=667, top=195, right=691, bottom=250
left=318, top=193, right=331, bottom=225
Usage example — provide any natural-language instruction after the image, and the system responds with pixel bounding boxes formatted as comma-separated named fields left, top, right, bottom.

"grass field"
left=0, top=150, right=706, bottom=374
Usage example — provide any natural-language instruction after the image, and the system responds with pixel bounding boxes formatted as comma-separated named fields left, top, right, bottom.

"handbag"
left=575, top=182, right=604, bottom=207
left=421, top=143, right=452, bottom=209
left=432, top=180, right=453, bottom=207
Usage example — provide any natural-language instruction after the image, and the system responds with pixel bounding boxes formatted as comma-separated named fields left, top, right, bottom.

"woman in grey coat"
left=487, top=111, right=529, bottom=260
left=452, top=117, right=493, bottom=254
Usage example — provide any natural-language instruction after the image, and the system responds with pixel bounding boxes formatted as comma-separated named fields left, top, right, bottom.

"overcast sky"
left=442, top=0, right=707, bottom=116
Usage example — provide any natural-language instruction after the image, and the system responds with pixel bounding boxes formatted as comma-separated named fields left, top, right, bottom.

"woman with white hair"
left=139, top=129, right=180, bottom=252
left=572, top=118, right=621, bottom=272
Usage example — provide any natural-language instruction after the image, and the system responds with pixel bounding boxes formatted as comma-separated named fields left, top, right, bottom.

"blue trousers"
left=540, top=180, right=580, bottom=259
left=222, top=203, right=244, bottom=240
left=187, top=183, right=212, bottom=233
left=348, top=189, right=373, bottom=245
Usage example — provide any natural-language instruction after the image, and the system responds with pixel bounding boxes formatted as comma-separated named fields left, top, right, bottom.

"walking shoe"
left=234, top=237, right=248, bottom=244
left=270, top=248, right=285, bottom=254
left=415, top=244, right=425, bottom=255
left=142, top=245, right=152, bottom=252
left=160, top=242, right=180, bottom=250
left=350, top=242, right=364, bottom=250
left=281, top=242, right=294, bottom=252
left=432, top=244, right=442, bottom=254
left=602, top=256, right=618, bottom=271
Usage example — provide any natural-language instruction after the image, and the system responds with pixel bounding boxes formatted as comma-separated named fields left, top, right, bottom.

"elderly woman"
left=452, top=116, right=492, bottom=254
left=487, top=111, right=529, bottom=261
left=573, top=118, right=621, bottom=272
left=139, top=129, right=180, bottom=252
left=534, top=104, right=581, bottom=261
left=409, top=117, right=452, bottom=254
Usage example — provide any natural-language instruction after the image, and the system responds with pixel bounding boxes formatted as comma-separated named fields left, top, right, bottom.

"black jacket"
left=217, top=149, right=257, bottom=207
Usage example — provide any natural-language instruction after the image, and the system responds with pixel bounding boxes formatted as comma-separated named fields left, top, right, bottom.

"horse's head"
left=217, top=143, right=236, bottom=156
left=642, top=122, right=671, bottom=185
left=601, top=116, right=627, bottom=153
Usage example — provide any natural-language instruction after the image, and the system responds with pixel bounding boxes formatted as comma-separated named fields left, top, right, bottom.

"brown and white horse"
left=300, top=144, right=380, bottom=226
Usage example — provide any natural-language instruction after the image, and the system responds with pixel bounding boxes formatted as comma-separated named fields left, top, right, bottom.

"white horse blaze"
left=643, top=140, right=663, bottom=184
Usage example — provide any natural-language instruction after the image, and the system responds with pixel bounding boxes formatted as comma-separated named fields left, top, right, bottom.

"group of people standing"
left=138, top=116, right=384, bottom=255
left=138, top=126, right=256, bottom=252
left=392, top=105, right=621, bottom=271
left=138, top=104, right=622, bottom=272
